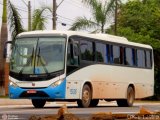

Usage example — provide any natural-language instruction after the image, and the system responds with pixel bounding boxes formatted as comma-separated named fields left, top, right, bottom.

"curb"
left=0, top=99, right=160, bottom=106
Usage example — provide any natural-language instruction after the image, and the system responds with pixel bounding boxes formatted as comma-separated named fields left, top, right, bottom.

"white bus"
left=8, top=30, right=154, bottom=108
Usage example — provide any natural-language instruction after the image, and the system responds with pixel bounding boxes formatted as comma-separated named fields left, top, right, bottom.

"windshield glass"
left=10, top=37, right=66, bottom=74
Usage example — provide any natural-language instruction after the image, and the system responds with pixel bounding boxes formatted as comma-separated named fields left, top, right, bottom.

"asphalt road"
left=0, top=102, right=160, bottom=120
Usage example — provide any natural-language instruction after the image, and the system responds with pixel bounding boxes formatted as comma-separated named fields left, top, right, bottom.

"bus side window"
left=146, top=50, right=152, bottom=68
left=73, top=43, right=79, bottom=66
left=113, top=45, right=120, bottom=64
left=124, top=47, right=133, bottom=66
left=106, top=44, right=110, bottom=64
left=137, top=49, right=145, bottom=68
left=110, top=45, right=113, bottom=64
left=132, top=48, right=137, bottom=66
left=67, top=39, right=79, bottom=66
left=67, top=39, right=80, bottom=74
left=120, top=46, right=124, bottom=64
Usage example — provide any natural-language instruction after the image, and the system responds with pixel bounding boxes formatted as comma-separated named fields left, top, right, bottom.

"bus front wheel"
left=90, top=99, right=99, bottom=107
left=117, top=86, right=135, bottom=107
left=32, top=99, right=46, bottom=108
left=77, top=84, right=92, bottom=108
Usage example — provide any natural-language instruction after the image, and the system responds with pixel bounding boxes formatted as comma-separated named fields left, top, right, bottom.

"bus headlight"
left=9, top=81, right=18, bottom=88
left=51, top=79, right=64, bottom=87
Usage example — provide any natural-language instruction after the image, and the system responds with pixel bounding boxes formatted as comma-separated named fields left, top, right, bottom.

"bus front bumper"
left=9, top=80, right=66, bottom=99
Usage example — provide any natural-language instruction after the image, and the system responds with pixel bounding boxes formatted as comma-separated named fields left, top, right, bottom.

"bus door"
left=66, top=39, right=81, bottom=99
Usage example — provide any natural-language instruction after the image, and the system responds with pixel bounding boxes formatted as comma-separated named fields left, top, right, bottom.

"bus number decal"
left=70, top=89, right=77, bottom=95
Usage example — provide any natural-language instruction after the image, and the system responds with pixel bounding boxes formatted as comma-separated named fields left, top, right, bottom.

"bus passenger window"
left=80, top=40, right=93, bottom=61
left=132, top=49, right=137, bottom=66
left=146, top=50, right=152, bottom=68
left=110, top=45, right=113, bottom=64
left=106, top=44, right=110, bottom=63
left=120, top=47, right=124, bottom=64
left=96, top=43, right=106, bottom=63
left=67, top=40, right=79, bottom=74
left=137, top=49, right=145, bottom=67
left=113, top=45, right=120, bottom=64
left=125, top=48, right=133, bottom=66
left=73, top=43, right=79, bottom=66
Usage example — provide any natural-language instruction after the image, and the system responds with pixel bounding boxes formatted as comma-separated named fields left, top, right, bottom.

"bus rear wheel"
left=32, top=99, right=46, bottom=108
left=117, top=86, right=135, bottom=107
left=77, top=84, right=92, bottom=108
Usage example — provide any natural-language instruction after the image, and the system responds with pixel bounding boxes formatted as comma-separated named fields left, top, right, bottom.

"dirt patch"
left=29, top=105, right=160, bottom=120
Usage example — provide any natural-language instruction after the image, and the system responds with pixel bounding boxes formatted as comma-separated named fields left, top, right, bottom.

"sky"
left=0, top=0, right=128, bottom=38
left=0, top=0, right=127, bottom=59
left=0, top=0, right=92, bottom=32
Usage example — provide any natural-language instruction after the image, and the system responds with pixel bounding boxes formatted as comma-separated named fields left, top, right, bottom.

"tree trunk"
left=0, top=23, right=8, bottom=95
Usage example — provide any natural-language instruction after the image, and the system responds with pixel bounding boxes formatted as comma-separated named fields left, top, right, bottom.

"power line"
left=57, top=0, right=65, bottom=8
left=15, top=7, right=28, bottom=12
left=21, top=0, right=28, bottom=6
left=57, top=20, right=72, bottom=26
left=65, top=0, right=84, bottom=9
left=45, top=14, right=75, bottom=24
left=57, top=15, right=75, bottom=22
left=0, top=2, right=28, bottom=13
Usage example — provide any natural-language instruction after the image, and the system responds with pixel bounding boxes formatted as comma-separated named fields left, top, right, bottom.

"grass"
left=0, top=96, right=9, bottom=98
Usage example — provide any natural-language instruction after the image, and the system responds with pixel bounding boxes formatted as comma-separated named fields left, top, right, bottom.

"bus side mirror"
left=3, top=41, right=12, bottom=58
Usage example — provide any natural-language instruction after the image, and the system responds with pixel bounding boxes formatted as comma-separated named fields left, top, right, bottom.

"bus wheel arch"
left=117, top=84, right=135, bottom=107
left=127, top=84, right=135, bottom=106
left=77, top=82, right=92, bottom=108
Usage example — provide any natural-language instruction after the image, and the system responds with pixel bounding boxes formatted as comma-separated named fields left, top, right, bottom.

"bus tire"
left=77, top=84, right=92, bottom=108
left=90, top=99, right=99, bottom=107
left=117, top=86, right=135, bottom=107
left=32, top=99, right=46, bottom=108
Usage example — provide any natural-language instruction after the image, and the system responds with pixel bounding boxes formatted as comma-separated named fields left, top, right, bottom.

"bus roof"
left=17, top=30, right=152, bottom=49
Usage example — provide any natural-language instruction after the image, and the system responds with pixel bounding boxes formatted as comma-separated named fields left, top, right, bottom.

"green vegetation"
left=8, top=1, right=52, bottom=43
left=70, top=0, right=118, bottom=33
left=0, top=96, right=8, bottom=98
left=107, top=0, right=160, bottom=99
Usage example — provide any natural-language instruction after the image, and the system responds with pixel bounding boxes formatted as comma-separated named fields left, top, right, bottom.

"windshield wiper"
left=19, top=48, right=34, bottom=75
left=37, top=47, right=49, bottom=76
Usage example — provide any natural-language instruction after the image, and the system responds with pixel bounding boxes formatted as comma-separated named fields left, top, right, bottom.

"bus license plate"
left=27, top=90, right=37, bottom=94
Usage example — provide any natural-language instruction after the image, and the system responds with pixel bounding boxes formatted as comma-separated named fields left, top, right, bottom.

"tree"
left=32, top=7, right=52, bottom=31
left=0, top=1, right=52, bottom=95
left=8, top=0, right=24, bottom=44
left=107, top=0, right=160, bottom=99
left=70, top=0, right=118, bottom=33
left=8, top=2, right=52, bottom=43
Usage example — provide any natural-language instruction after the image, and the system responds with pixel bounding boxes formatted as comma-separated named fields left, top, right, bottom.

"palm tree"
left=8, top=0, right=24, bottom=44
left=0, top=1, right=52, bottom=95
left=32, top=7, right=52, bottom=31
left=70, top=0, right=117, bottom=33
left=0, top=0, right=8, bottom=95
left=8, top=1, right=52, bottom=43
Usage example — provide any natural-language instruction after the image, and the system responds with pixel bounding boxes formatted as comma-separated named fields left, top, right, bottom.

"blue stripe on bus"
left=9, top=79, right=66, bottom=99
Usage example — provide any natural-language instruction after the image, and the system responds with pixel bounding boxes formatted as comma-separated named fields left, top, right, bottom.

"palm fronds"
left=32, top=7, right=52, bottom=30
left=71, top=0, right=121, bottom=33
left=8, top=0, right=24, bottom=43
left=69, top=16, right=98, bottom=31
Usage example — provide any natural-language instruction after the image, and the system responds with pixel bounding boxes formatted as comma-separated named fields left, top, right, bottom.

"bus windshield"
left=10, top=37, right=66, bottom=75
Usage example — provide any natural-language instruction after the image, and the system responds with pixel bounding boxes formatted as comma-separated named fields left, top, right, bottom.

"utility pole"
left=28, top=1, right=31, bottom=31
left=114, top=0, right=118, bottom=35
left=53, top=0, right=57, bottom=30
left=22, top=0, right=31, bottom=31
